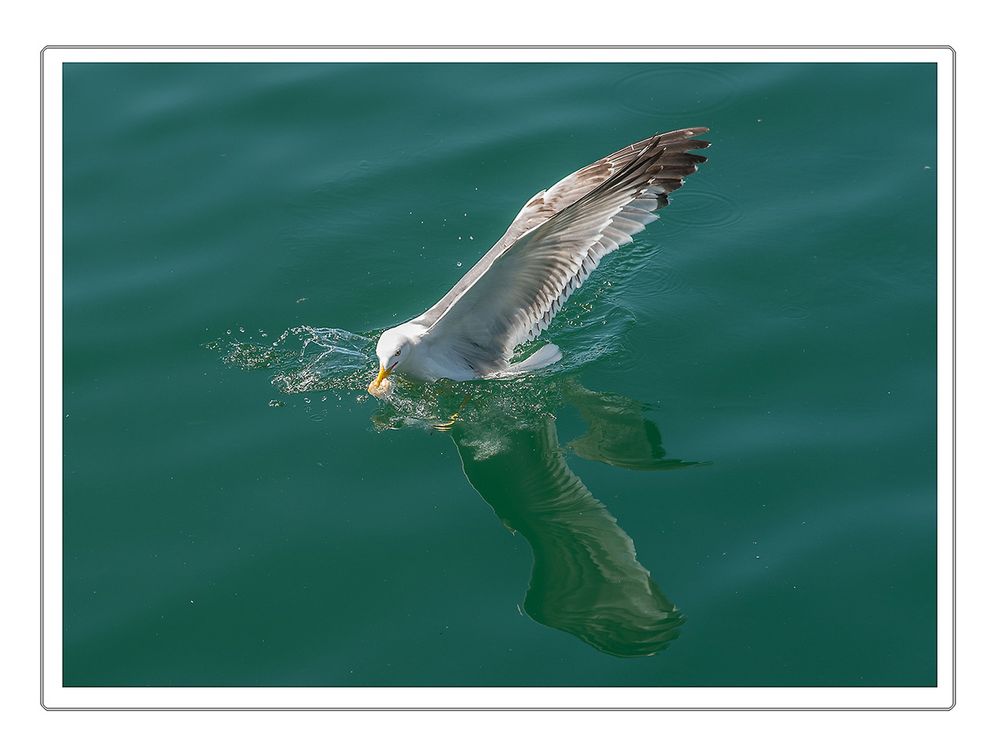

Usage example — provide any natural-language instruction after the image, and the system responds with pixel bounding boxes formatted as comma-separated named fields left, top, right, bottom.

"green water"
left=62, top=62, right=937, bottom=687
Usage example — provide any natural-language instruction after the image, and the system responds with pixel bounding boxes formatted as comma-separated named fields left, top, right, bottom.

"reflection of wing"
left=416, top=129, right=709, bottom=374
left=452, top=417, right=683, bottom=657
left=564, top=383, right=705, bottom=471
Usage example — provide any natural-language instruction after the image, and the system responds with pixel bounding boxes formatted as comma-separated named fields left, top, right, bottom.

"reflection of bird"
left=563, top=382, right=705, bottom=472
left=449, top=384, right=694, bottom=658
left=369, top=128, right=709, bottom=393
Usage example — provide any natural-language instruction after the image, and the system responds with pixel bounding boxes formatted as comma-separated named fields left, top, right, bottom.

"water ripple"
left=614, top=65, right=738, bottom=118
left=659, top=189, right=745, bottom=235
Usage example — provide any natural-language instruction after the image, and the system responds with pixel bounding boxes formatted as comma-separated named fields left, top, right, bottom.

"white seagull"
left=369, top=127, right=710, bottom=394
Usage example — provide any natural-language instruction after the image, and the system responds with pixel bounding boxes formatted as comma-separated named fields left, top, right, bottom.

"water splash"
left=210, top=325, right=375, bottom=393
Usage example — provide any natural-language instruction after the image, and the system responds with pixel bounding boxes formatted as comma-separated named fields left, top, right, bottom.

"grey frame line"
left=42, top=44, right=955, bottom=49
left=40, top=44, right=957, bottom=711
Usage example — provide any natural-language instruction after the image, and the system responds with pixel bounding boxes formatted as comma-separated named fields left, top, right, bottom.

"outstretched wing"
left=414, top=128, right=709, bottom=376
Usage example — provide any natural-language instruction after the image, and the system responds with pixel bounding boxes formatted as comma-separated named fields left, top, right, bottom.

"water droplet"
left=239, top=327, right=245, bottom=333
left=456, top=261, right=463, bottom=267
left=268, top=399, right=284, bottom=408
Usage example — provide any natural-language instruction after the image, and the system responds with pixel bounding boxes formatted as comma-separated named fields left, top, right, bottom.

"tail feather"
left=497, top=343, right=562, bottom=376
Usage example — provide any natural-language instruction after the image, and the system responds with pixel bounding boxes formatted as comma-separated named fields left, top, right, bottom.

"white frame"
left=41, top=45, right=955, bottom=710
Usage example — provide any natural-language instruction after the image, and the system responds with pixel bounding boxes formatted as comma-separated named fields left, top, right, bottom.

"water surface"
left=63, top=62, right=937, bottom=686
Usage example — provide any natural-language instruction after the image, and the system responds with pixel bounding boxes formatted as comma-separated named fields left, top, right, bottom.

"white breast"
left=398, top=335, right=480, bottom=382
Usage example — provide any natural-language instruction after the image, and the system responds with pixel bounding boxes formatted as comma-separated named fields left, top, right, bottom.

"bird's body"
left=375, top=321, right=467, bottom=382
left=370, top=128, right=710, bottom=392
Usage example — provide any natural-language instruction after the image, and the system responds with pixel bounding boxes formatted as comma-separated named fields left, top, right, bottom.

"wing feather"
left=418, top=128, right=709, bottom=376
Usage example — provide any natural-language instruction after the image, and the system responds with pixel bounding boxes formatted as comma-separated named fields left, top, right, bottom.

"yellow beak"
left=373, top=365, right=390, bottom=387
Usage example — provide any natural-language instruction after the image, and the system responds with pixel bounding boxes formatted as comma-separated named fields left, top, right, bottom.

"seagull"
left=369, top=127, right=710, bottom=394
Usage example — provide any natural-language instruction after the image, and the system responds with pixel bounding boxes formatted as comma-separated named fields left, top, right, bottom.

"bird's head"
left=372, top=325, right=415, bottom=389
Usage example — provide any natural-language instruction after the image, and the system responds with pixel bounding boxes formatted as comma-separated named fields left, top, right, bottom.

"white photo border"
left=41, top=45, right=956, bottom=710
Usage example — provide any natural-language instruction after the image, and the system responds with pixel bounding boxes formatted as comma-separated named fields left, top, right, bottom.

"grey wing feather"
left=417, top=127, right=709, bottom=375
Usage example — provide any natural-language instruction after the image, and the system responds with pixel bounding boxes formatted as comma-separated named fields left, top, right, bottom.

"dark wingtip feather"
left=657, top=126, right=710, bottom=139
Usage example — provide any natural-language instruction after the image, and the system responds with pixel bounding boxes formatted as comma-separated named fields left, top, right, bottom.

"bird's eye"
left=394, top=349, right=401, bottom=357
